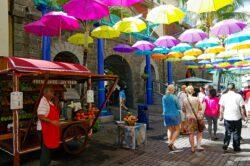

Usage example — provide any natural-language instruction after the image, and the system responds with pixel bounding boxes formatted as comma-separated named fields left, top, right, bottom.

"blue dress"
left=162, top=94, right=181, bottom=127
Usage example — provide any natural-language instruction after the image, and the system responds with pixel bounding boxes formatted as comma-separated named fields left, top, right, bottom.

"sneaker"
left=222, top=145, right=228, bottom=151
left=234, top=148, right=241, bottom=152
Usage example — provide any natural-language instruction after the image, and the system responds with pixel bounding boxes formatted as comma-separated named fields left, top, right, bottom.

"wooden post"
left=13, top=72, right=20, bottom=166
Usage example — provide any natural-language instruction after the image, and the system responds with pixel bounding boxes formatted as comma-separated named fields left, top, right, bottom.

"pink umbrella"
left=63, top=0, right=109, bottom=21
left=132, top=40, right=155, bottom=51
left=102, top=0, right=143, bottom=6
left=210, top=19, right=247, bottom=37
left=24, top=20, right=59, bottom=36
left=41, top=11, right=80, bottom=31
left=154, top=35, right=180, bottom=48
left=179, top=29, right=208, bottom=44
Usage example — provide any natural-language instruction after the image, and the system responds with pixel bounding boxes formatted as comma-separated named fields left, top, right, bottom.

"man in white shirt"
left=219, top=83, right=247, bottom=152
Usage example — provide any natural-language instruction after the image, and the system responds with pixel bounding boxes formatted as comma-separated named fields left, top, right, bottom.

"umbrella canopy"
left=91, top=25, right=120, bottom=39
left=146, top=5, right=185, bottom=24
left=211, top=58, right=225, bottom=64
left=227, top=56, right=242, bottom=63
left=67, top=33, right=94, bottom=45
left=234, top=61, right=250, bottom=67
left=63, top=0, right=109, bottom=21
left=41, top=11, right=80, bottom=31
left=132, top=40, right=155, bottom=51
left=216, top=62, right=232, bottom=68
left=182, top=55, right=197, bottom=61
left=151, top=54, right=167, bottom=60
left=152, top=47, right=170, bottom=54
left=224, top=31, right=250, bottom=45
left=113, top=17, right=146, bottom=33
left=24, top=20, right=59, bottom=36
left=167, top=52, right=183, bottom=58
left=178, top=77, right=212, bottom=83
left=205, top=46, right=225, bottom=54
left=187, top=0, right=233, bottom=14
left=198, top=60, right=211, bottom=64
left=210, top=19, right=247, bottom=37
left=102, top=0, right=143, bottom=6
left=195, top=38, right=220, bottom=49
left=171, top=43, right=192, bottom=52
left=154, top=35, right=180, bottom=48
left=134, top=50, right=152, bottom=56
left=217, top=50, right=238, bottom=59
left=229, top=43, right=250, bottom=50
left=179, top=29, right=208, bottom=44
left=113, top=44, right=135, bottom=53
left=197, top=53, right=216, bottom=60
left=184, top=48, right=202, bottom=57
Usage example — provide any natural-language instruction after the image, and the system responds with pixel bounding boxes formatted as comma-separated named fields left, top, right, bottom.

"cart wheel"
left=62, top=124, right=88, bottom=155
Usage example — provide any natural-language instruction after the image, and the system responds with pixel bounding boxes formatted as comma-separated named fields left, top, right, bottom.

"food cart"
left=0, top=57, right=118, bottom=165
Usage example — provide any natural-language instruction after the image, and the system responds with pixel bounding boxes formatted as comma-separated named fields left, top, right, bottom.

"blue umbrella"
left=152, top=47, right=170, bottom=54
left=227, top=57, right=242, bottom=63
left=211, top=58, right=225, bottom=64
left=135, top=50, right=152, bottom=56
left=224, top=31, right=250, bottom=45
left=195, top=38, right=220, bottom=49
left=171, top=43, right=192, bottom=52
left=198, top=60, right=211, bottom=64
left=183, top=61, right=197, bottom=66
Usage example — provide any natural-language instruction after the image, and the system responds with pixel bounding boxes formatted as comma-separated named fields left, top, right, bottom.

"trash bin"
left=137, top=104, right=149, bottom=128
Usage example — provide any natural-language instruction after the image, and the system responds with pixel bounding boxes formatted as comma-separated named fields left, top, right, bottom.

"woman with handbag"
left=183, top=86, right=205, bottom=153
left=162, top=85, right=181, bottom=151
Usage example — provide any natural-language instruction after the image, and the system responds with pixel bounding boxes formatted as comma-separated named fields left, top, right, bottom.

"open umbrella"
left=178, top=77, right=212, bottom=83
left=102, top=0, right=143, bottom=6
left=91, top=25, right=120, bottom=39
left=205, top=46, right=225, bottom=54
left=181, top=56, right=197, bottom=61
left=152, top=47, right=170, bottom=54
left=227, top=56, right=242, bottom=63
left=171, top=43, right=192, bottom=52
left=179, top=29, right=208, bottom=44
left=197, top=53, right=215, bottom=60
left=187, top=0, right=233, bottom=14
left=151, top=54, right=167, bottom=60
left=135, top=50, right=152, bottom=56
left=132, top=40, right=155, bottom=51
left=113, top=17, right=146, bottom=33
left=224, top=31, right=250, bottom=45
left=24, top=20, right=59, bottom=36
left=154, top=35, right=180, bottom=48
left=228, top=42, right=250, bottom=51
left=198, top=60, right=211, bottom=65
left=63, top=0, right=109, bottom=21
left=216, top=50, right=238, bottom=59
left=68, top=33, right=94, bottom=45
left=211, top=58, right=225, bottom=64
left=195, top=38, right=220, bottom=49
left=113, top=44, right=135, bottom=53
left=210, top=19, right=247, bottom=37
left=216, top=62, right=232, bottom=68
left=184, top=48, right=202, bottom=57
left=146, top=5, right=185, bottom=24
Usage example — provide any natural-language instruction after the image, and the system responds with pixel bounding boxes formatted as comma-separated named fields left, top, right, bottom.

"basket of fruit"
left=123, top=112, right=138, bottom=126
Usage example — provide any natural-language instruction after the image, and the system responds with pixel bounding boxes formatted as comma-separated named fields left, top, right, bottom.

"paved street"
left=1, top=105, right=250, bottom=166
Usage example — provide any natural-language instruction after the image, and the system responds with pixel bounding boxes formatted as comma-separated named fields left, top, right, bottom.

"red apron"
left=41, top=101, right=60, bottom=149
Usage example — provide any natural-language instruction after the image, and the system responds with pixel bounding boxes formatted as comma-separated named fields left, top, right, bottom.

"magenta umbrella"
left=132, top=40, right=155, bottom=51
left=24, top=20, right=59, bottom=36
left=41, top=11, right=80, bottom=31
left=179, top=29, right=208, bottom=44
left=63, top=0, right=109, bottom=21
left=102, top=0, right=143, bottom=6
left=113, top=44, right=135, bottom=53
left=154, top=35, right=180, bottom=48
left=210, top=19, right=247, bottom=37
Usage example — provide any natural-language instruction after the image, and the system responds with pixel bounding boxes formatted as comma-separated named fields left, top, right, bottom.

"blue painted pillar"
left=167, top=62, right=173, bottom=84
left=146, top=54, right=153, bottom=105
left=97, top=39, right=106, bottom=114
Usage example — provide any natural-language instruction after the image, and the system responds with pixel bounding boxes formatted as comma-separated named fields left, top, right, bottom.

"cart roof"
left=0, top=57, right=117, bottom=80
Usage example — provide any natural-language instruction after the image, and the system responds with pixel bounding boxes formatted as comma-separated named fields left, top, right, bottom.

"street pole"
left=167, top=61, right=173, bottom=84
left=146, top=54, right=153, bottom=105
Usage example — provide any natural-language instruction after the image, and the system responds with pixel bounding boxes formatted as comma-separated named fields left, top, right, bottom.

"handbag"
left=187, top=96, right=205, bottom=132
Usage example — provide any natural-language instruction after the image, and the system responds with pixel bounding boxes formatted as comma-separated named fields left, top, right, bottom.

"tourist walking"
left=198, top=87, right=206, bottom=103
left=162, top=85, right=181, bottom=151
left=177, top=85, right=188, bottom=134
left=182, top=86, right=205, bottom=153
left=204, top=89, right=220, bottom=140
left=219, top=83, right=247, bottom=152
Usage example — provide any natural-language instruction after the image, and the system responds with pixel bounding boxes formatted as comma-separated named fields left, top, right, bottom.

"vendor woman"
left=37, top=86, right=60, bottom=166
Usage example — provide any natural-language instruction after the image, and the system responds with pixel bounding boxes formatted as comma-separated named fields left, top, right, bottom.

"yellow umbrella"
left=205, top=46, right=225, bottom=54
left=184, top=48, right=202, bottom=57
left=68, top=33, right=93, bottom=45
left=91, top=25, right=120, bottom=39
left=182, top=55, right=197, bottom=61
left=187, top=65, right=199, bottom=69
left=234, top=61, right=250, bottom=67
left=216, top=50, right=238, bottom=59
left=204, top=64, right=213, bottom=69
left=166, top=58, right=181, bottom=62
left=151, top=53, right=167, bottom=60
left=217, top=62, right=232, bottom=68
left=168, top=52, right=183, bottom=58
left=187, top=0, right=233, bottom=13
left=229, top=43, right=250, bottom=50
left=113, top=17, right=146, bottom=33
left=146, top=5, right=185, bottom=24
left=197, top=53, right=215, bottom=60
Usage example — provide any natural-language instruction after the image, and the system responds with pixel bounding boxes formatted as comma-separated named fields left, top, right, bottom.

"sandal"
left=168, top=143, right=174, bottom=151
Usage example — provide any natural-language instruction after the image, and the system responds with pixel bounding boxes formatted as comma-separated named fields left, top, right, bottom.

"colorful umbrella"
left=154, top=35, right=180, bottom=48
left=228, top=43, right=250, bottom=50
left=216, top=50, right=238, bottom=59
left=146, top=5, right=185, bottom=24
left=102, top=0, right=143, bottom=6
left=63, top=0, right=109, bottom=21
left=197, top=53, right=215, bottom=60
left=151, top=54, right=167, bottom=60
left=166, top=58, right=181, bottom=62
left=184, top=48, right=202, bottom=57
left=216, top=62, right=232, bottom=68
left=195, top=38, right=220, bottom=49
left=204, top=64, right=213, bottom=69
left=132, top=40, right=155, bottom=51
left=167, top=52, right=183, bottom=58
left=91, top=25, right=120, bottom=39
left=113, top=17, right=146, bottom=33
left=224, top=31, right=250, bottom=45
left=182, top=56, right=197, bottom=61
left=152, top=47, right=170, bottom=54
left=198, top=60, right=211, bottom=64
left=67, top=33, right=94, bottom=45
left=211, top=58, right=225, bottom=64
left=135, top=50, right=152, bottom=56
left=210, top=19, right=247, bottom=37
left=113, top=44, right=135, bottom=53
left=171, top=43, right=192, bottom=52
left=227, top=57, right=242, bottom=63
left=41, top=11, right=80, bottom=31
left=24, top=20, right=59, bottom=36
left=179, top=29, right=208, bottom=44
left=234, top=61, right=250, bottom=67
left=205, top=46, right=225, bottom=54
left=187, top=0, right=233, bottom=13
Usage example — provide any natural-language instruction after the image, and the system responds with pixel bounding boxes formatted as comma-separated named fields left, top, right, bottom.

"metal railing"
left=152, top=80, right=167, bottom=96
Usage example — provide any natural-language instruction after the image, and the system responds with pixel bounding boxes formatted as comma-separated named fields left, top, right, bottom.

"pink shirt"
left=204, top=96, right=220, bottom=117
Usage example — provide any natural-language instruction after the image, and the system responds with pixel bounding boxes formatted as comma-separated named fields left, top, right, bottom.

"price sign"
left=10, top=92, right=23, bottom=110
left=87, top=90, right=94, bottom=103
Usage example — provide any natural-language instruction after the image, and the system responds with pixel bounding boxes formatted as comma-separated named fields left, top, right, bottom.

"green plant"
left=92, top=119, right=100, bottom=133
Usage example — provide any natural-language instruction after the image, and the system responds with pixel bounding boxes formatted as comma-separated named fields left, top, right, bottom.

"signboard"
left=10, top=92, right=23, bottom=110
left=87, top=90, right=94, bottom=103
left=33, top=80, right=77, bottom=85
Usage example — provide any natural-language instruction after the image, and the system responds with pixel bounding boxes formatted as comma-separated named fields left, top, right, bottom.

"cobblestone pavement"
left=1, top=105, right=250, bottom=166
